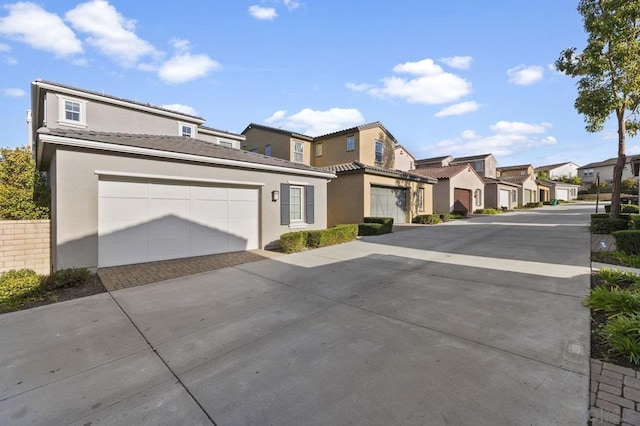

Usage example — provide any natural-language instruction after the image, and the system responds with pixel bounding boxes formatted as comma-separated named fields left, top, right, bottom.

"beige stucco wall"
left=547, top=164, right=578, bottom=179
left=48, top=147, right=329, bottom=270
left=484, top=183, right=518, bottom=210
left=394, top=146, right=415, bottom=171
left=312, top=132, right=360, bottom=168
left=499, top=166, right=534, bottom=178
left=359, top=127, right=395, bottom=168
left=516, top=177, right=538, bottom=205
left=242, top=127, right=293, bottom=160
left=0, top=220, right=51, bottom=275
left=432, top=179, right=452, bottom=214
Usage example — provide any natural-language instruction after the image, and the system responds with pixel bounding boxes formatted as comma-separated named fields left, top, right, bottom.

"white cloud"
left=265, top=110, right=287, bottom=123
left=354, top=58, right=471, bottom=105
left=65, top=0, right=158, bottom=67
left=72, top=58, right=88, bottom=66
left=4, top=56, right=17, bottom=65
left=0, top=2, right=82, bottom=57
left=0, top=42, right=9, bottom=52
left=161, top=103, right=198, bottom=116
left=264, top=107, right=365, bottom=136
left=434, top=101, right=480, bottom=117
left=248, top=5, right=277, bottom=20
left=439, top=56, right=472, bottom=70
left=158, top=52, right=219, bottom=83
left=4, top=87, right=25, bottom=97
left=283, top=0, right=300, bottom=10
left=507, top=65, right=544, bottom=85
left=345, top=82, right=372, bottom=92
left=170, top=38, right=191, bottom=53
left=420, top=120, right=557, bottom=157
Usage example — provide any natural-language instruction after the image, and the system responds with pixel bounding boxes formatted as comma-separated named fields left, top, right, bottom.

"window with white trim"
left=265, top=144, right=271, bottom=156
left=179, top=123, right=195, bottom=138
left=474, top=189, right=482, bottom=206
left=375, top=140, right=383, bottom=163
left=347, top=135, right=355, bottom=151
left=280, top=183, right=314, bottom=226
left=219, top=141, right=233, bottom=148
left=289, top=186, right=304, bottom=222
left=293, top=141, right=304, bottom=163
left=417, top=188, right=424, bottom=212
left=57, top=96, right=87, bottom=127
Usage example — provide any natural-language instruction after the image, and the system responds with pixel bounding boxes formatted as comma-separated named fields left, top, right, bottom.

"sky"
left=0, top=0, right=638, bottom=168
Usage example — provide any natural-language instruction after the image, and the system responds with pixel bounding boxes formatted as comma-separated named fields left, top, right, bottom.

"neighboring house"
left=241, top=123, right=314, bottom=163
left=243, top=121, right=434, bottom=225
left=578, top=157, right=634, bottom=186
left=412, top=164, right=484, bottom=214
left=415, top=155, right=454, bottom=169
left=450, top=154, right=498, bottom=179
left=482, top=178, right=520, bottom=210
left=499, top=174, right=539, bottom=205
left=535, top=162, right=579, bottom=179
left=536, top=180, right=580, bottom=202
left=31, top=80, right=335, bottom=271
left=393, top=145, right=416, bottom=172
left=497, top=164, right=535, bottom=178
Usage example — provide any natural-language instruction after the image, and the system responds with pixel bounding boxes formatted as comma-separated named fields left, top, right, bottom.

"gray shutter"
left=280, top=183, right=290, bottom=225
left=305, top=185, right=314, bottom=224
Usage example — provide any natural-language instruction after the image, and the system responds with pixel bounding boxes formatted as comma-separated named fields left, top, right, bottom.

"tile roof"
left=499, top=175, right=534, bottom=185
left=451, top=153, right=494, bottom=162
left=579, top=157, right=622, bottom=169
left=411, top=164, right=470, bottom=179
left=323, top=162, right=436, bottom=183
left=199, top=125, right=244, bottom=138
left=241, top=123, right=314, bottom=140
left=415, top=155, right=454, bottom=166
left=496, top=164, right=532, bottom=171
left=38, top=127, right=334, bottom=175
left=482, top=177, right=520, bottom=187
left=535, top=162, right=577, bottom=171
left=314, top=121, right=398, bottom=143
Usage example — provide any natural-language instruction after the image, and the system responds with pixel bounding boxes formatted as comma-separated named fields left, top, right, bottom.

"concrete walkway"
left=0, top=204, right=592, bottom=425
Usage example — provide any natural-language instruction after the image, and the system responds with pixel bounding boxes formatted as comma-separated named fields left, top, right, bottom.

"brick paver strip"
left=591, top=360, right=640, bottom=425
left=598, top=391, right=634, bottom=409
left=98, top=250, right=269, bottom=291
left=624, top=376, right=640, bottom=390
left=623, top=386, right=640, bottom=403
left=600, top=383, right=622, bottom=396
left=622, top=407, right=640, bottom=425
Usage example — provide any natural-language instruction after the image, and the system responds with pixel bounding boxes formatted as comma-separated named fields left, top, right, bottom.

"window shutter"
left=280, top=183, right=290, bottom=225
left=305, top=185, right=314, bottom=224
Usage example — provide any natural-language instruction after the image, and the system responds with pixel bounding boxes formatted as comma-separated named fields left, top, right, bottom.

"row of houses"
left=22, top=80, right=601, bottom=272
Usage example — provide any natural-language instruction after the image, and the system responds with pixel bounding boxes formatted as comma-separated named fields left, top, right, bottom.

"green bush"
left=306, top=224, right=358, bottom=248
left=0, top=269, right=45, bottom=308
left=451, top=210, right=467, bottom=218
left=358, top=223, right=385, bottom=236
left=592, top=251, right=640, bottom=269
left=526, top=202, right=543, bottom=208
left=590, top=217, right=630, bottom=234
left=599, top=314, right=640, bottom=365
left=363, top=217, right=394, bottom=234
left=45, top=268, right=91, bottom=290
left=612, top=230, right=640, bottom=255
left=474, top=208, right=501, bottom=215
left=597, top=268, right=640, bottom=289
left=279, top=231, right=307, bottom=253
left=630, top=214, right=640, bottom=230
left=412, top=214, right=442, bottom=225
left=585, top=286, right=640, bottom=316
left=591, top=213, right=610, bottom=219
left=622, top=204, right=640, bottom=214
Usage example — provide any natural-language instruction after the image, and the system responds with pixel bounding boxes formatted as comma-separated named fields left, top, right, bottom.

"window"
left=417, top=188, right=424, bottom=212
left=265, top=144, right=271, bottom=156
left=475, top=189, right=482, bottom=206
left=280, top=183, right=314, bottom=226
left=512, top=190, right=517, bottom=202
left=57, top=96, right=87, bottom=127
left=347, top=135, right=355, bottom=151
left=219, top=141, right=233, bottom=148
left=293, top=141, right=304, bottom=163
left=179, top=123, right=195, bottom=138
left=409, top=161, right=414, bottom=170
left=375, top=140, right=383, bottom=163
left=315, top=143, right=323, bottom=157
left=520, top=170, right=526, bottom=176
left=474, top=161, right=484, bottom=172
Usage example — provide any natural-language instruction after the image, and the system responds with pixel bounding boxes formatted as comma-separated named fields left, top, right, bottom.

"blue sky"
left=0, top=0, right=637, bottom=168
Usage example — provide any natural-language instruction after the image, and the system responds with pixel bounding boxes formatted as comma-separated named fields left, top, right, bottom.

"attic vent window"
left=65, top=101, right=80, bottom=122
left=57, top=96, right=87, bottom=128
left=179, top=123, right=195, bottom=138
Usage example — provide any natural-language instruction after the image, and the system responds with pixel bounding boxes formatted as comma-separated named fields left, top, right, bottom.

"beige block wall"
left=0, top=220, right=51, bottom=275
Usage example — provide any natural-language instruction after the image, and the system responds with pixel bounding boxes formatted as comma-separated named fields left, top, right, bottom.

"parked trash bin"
left=550, top=199, right=558, bottom=206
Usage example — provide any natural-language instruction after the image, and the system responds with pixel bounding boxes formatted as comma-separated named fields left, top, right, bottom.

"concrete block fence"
left=0, top=220, right=51, bottom=275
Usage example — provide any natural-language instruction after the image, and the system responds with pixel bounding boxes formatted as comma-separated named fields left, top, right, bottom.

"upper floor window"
left=293, top=141, right=304, bottom=163
left=315, top=143, right=323, bottom=157
left=583, top=169, right=594, bottom=177
left=265, top=144, right=271, bottom=156
left=57, top=96, right=87, bottom=128
left=375, top=140, right=383, bottom=163
left=347, top=135, right=355, bottom=151
left=219, top=141, right=233, bottom=148
left=474, top=161, right=484, bottom=172
left=520, top=170, right=526, bottom=176
left=179, top=123, right=195, bottom=138
left=409, top=161, right=414, bottom=170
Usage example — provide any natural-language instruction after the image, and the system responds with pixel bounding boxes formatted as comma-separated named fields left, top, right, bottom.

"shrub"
left=279, top=231, right=307, bottom=253
left=526, top=202, right=543, bottom=208
left=630, top=214, right=640, bottom=230
left=597, top=268, right=640, bottom=289
left=451, top=210, right=467, bottom=218
left=590, top=217, right=630, bottom=234
left=542, top=201, right=551, bottom=205
left=622, top=204, right=640, bottom=214
left=612, top=230, right=640, bottom=255
left=599, top=314, right=640, bottom=365
left=358, top=223, right=385, bottom=236
left=474, top=208, right=501, bottom=215
left=438, top=213, right=451, bottom=222
left=363, top=217, right=394, bottom=234
left=0, top=269, right=45, bottom=308
left=45, top=268, right=91, bottom=290
left=306, top=224, right=358, bottom=248
left=412, top=214, right=442, bottom=225
left=585, top=286, right=640, bottom=316
left=591, top=213, right=610, bottom=219
left=592, top=251, right=640, bottom=269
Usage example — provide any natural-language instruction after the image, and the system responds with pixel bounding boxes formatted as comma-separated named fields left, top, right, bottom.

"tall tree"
left=556, top=0, right=640, bottom=218
left=0, top=146, right=49, bottom=220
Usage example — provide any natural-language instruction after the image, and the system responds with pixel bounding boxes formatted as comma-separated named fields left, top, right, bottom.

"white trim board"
left=95, top=170, right=265, bottom=187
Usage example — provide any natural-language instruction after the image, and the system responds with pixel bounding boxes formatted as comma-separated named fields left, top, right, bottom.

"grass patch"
left=412, top=214, right=442, bottom=225
left=474, top=208, right=502, bottom=215
left=592, top=251, right=640, bottom=269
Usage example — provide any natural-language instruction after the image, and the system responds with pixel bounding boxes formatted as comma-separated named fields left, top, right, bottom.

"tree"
left=556, top=0, right=640, bottom=218
left=621, top=177, right=639, bottom=194
left=0, top=146, right=49, bottom=220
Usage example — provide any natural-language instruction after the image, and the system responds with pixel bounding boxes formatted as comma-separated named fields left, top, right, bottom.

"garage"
left=370, top=186, right=407, bottom=224
left=499, top=189, right=510, bottom=209
left=98, top=178, right=259, bottom=267
left=556, top=189, right=569, bottom=201
left=453, top=188, right=472, bottom=213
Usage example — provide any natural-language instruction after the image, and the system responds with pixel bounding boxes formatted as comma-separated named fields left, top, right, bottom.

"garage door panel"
left=229, top=188, right=258, bottom=201
left=148, top=238, right=191, bottom=262
left=148, top=215, right=191, bottom=241
left=193, top=186, right=227, bottom=201
left=100, top=180, right=148, bottom=198
left=228, top=200, right=258, bottom=219
left=370, top=186, right=406, bottom=224
left=556, top=189, right=569, bottom=201
left=99, top=240, right=148, bottom=268
left=192, top=200, right=228, bottom=223
left=149, top=183, right=190, bottom=199
left=99, top=198, right=148, bottom=237
left=499, top=190, right=510, bottom=208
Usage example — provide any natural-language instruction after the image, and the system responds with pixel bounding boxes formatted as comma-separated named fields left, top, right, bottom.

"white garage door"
left=98, top=179, right=259, bottom=267
left=556, top=189, right=569, bottom=201
left=370, top=186, right=407, bottom=224
left=499, top=189, right=510, bottom=209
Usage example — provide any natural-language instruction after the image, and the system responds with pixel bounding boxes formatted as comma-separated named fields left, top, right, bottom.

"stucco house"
left=499, top=174, right=539, bottom=205
left=412, top=164, right=484, bottom=214
left=535, top=162, right=579, bottom=179
left=242, top=121, right=435, bottom=225
left=578, top=157, right=634, bottom=186
left=393, top=145, right=416, bottom=172
left=536, top=180, right=580, bottom=202
left=31, top=80, right=335, bottom=271
left=497, top=164, right=535, bottom=178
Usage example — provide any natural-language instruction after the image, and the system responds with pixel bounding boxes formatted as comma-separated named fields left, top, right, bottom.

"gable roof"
left=36, top=127, right=335, bottom=178
left=497, top=164, right=533, bottom=172
left=241, top=123, right=314, bottom=141
left=394, top=144, right=416, bottom=160
left=314, top=121, right=398, bottom=143
left=411, top=164, right=474, bottom=180
left=323, top=162, right=436, bottom=183
left=451, top=153, right=494, bottom=163
left=499, top=175, right=534, bottom=185
left=482, top=177, right=520, bottom=188
left=415, top=155, right=454, bottom=167
left=579, top=157, right=620, bottom=169
left=536, top=179, right=580, bottom=188
left=535, top=162, right=578, bottom=172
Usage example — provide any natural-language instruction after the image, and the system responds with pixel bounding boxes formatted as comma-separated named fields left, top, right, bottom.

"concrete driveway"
left=0, top=204, right=592, bottom=425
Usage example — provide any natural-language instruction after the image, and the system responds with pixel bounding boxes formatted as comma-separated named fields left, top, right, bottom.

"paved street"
left=0, top=204, right=592, bottom=425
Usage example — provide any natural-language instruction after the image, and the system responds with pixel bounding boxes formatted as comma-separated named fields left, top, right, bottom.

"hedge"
left=631, top=214, right=640, bottom=230
left=0, top=269, right=44, bottom=307
left=605, top=204, right=640, bottom=214
left=363, top=217, right=394, bottom=234
left=526, top=202, right=543, bottom=208
left=591, top=217, right=630, bottom=234
left=279, top=224, right=358, bottom=253
left=612, top=230, right=640, bottom=255
left=358, top=223, right=385, bottom=236
left=474, top=208, right=501, bottom=215
left=412, top=214, right=442, bottom=224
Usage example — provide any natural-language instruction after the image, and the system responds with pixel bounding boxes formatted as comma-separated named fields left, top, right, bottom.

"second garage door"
left=499, top=189, right=510, bottom=209
left=98, top=179, right=259, bottom=267
left=453, top=188, right=472, bottom=213
left=556, top=189, right=569, bottom=201
left=370, top=186, right=407, bottom=224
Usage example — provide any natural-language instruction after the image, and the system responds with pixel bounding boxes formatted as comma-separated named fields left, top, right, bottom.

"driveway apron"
left=1, top=204, right=591, bottom=425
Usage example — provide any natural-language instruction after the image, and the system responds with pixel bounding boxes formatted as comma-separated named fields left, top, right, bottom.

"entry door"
left=499, top=189, right=510, bottom=209
left=98, top=179, right=259, bottom=267
left=453, top=188, right=472, bottom=213
left=370, top=186, right=407, bottom=224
